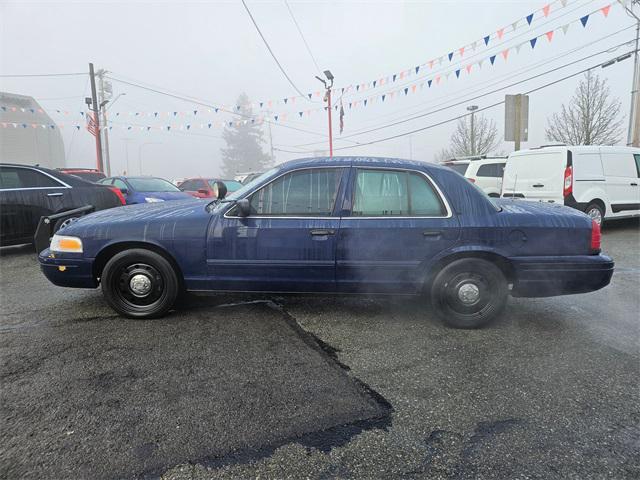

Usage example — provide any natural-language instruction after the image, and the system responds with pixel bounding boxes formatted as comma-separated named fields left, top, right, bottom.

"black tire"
left=430, top=258, right=508, bottom=329
left=584, top=202, right=604, bottom=226
left=101, top=248, right=179, bottom=319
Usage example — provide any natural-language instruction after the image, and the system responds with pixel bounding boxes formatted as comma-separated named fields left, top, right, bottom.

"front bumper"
left=510, top=254, right=614, bottom=297
left=38, top=248, right=97, bottom=289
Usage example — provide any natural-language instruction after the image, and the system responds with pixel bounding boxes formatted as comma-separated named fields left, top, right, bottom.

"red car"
left=178, top=178, right=243, bottom=198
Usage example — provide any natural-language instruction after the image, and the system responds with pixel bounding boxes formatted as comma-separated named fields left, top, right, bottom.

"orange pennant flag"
left=411, top=84, right=417, bottom=93
left=399, top=71, right=405, bottom=80
left=545, top=30, right=554, bottom=42
left=466, top=64, right=472, bottom=74
left=501, top=49, right=509, bottom=60
left=601, top=4, right=611, bottom=17
left=497, top=28, right=505, bottom=40
left=459, top=46, right=465, bottom=57
left=428, top=60, right=434, bottom=69
left=435, top=75, right=441, bottom=84
left=542, top=4, right=550, bottom=17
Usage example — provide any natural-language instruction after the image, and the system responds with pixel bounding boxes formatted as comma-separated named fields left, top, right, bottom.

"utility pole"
left=97, top=69, right=112, bottom=176
left=467, top=105, right=478, bottom=154
left=316, top=70, right=334, bottom=157
left=88, top=63, right=104, bottom=172
left=626, top=1, right=640, bottom=146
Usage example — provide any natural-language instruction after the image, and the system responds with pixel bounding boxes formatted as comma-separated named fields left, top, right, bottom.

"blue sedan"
left=98, top=176, right=192, bottom=204
left=39, top=157, right=614, bottom=328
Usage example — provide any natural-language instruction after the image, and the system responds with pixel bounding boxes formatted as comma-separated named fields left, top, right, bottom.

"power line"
left=0, top=72, right=86, bottom=78
left=284, top=38, right=635, bottom=148
left=241, top=0, right=314, bottom=102
left=284, top=0, right=322, bottom=74
left=329, top=50, right=636, bottom=152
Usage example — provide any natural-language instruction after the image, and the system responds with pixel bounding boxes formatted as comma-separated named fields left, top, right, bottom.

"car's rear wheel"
left=430, top=258, right=508, bottom=329
left=101, top=249, right=179, bottom=318
left=585, top=202, right=604, bottom=226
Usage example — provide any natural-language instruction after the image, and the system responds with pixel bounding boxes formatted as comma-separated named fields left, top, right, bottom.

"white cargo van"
left=442, top=156, right=507, bottom=197
left=501, top=145, right=640, bottom=224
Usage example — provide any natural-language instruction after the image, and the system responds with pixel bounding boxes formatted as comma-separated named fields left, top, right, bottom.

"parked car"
left=179, top=177, right=244, bottom=198
left=98, top=176, right=193, bottom=204
left=501, top=145, right=640, bottom=224
left=57, top=168, right=106, bottom=183
left=0, top=163, right=124, bottom=247
left=442, top=156, right=506, bottom=197
left=39, top=156, right=613, bottom=328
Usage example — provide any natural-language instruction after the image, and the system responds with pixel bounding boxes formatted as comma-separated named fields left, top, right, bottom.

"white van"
left=501, top=145, right=640, bottom=224
left=443, top=157, right=506, bottom=197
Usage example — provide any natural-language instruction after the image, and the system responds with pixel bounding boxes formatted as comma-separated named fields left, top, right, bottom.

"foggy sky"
left=0, top=0, right=635, bottom=179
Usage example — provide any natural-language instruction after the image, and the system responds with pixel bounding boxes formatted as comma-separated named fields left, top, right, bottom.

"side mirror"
left=120, top=188, right=128, bottom=195
left=212, top=181, right=227, bottom=200
left=236, top=198, right=251, bottom=217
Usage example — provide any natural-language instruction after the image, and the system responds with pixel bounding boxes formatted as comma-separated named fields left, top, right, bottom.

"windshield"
left=214, top=179, right=243, bottom=192
left=127, top=177, right=180, bottom=192
left=207, top=167, right=279, bottom=213
left=445, top=163, right=469, bottom=175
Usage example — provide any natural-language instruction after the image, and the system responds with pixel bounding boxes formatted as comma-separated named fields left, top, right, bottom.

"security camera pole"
left=316, top=70, right=334, bottom=157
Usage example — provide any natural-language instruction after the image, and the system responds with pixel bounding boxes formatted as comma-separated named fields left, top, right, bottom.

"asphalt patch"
left=0, top=301, right=391, bottom=479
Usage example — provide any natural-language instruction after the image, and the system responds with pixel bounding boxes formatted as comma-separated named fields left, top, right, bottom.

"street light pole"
left=88, top=63, right=104, bottom=172
left=316, top=70, right=334, bottom=157
left=467, top=105, right=479, bottom=155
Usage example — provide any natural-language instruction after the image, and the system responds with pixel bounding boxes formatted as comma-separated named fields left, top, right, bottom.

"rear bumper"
left=38, top=248, right=97, bottom=289
left=510, top=254, right=614, bottom=297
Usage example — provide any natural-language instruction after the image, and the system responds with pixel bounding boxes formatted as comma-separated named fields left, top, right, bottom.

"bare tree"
left=545, top=71, right=624, bottom=145
left=439, top=113, right=500, bottom=161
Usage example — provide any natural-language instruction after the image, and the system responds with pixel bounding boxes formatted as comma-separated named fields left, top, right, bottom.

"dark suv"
left=0, top=164, right=124, bottom=247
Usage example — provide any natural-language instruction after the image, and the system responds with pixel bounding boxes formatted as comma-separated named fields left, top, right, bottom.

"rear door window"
left=633, top=154, right=640, bottom=177
left=0, top=167, right=62, bottom=189
left=476, top=163, right=503, bottom=177
left=602, top=153, right=637, bottom=178
left=352, top=169, right=446, bottom=217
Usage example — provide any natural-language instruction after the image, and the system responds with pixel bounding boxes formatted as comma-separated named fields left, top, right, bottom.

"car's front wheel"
left=101, top=249, right=179, bottom=318
left=430, top=258, right=508, bottom=329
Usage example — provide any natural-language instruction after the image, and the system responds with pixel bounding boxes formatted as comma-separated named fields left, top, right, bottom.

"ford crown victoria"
left=38, top=157, right=614, bottom=329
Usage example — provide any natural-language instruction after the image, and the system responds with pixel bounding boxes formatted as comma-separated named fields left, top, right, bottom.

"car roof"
left=277, top=156, right=448, bottom=172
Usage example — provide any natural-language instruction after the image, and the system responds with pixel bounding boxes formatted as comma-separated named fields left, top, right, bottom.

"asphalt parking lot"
left=1, top=220, right=639, bottom=479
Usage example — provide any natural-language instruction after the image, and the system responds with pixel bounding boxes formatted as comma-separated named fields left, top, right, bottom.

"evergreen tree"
left=220, top=93, right=273, bottom=177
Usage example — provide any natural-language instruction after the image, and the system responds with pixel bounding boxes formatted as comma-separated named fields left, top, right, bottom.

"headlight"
left=50, top=235, right=83, bottom=253
left=145, top=197, right=164, bottom=203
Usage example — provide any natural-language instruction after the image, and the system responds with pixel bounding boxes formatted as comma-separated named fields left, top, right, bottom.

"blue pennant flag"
left=22, top=124, right=27, bottom=128
left=348, top=102, right=352, bottom=109
left=127, top=126, right=132, bottom=130
left=455, top=69, right=460, bottom=78
left=308, top=93, right=312, bottom=99
left=356, top=85, right=360, bottom=91
left=236, top=105, right=241, bottom=111
left=29, top=108, right=35, bottom=113
left=530, top=38, right=537, bottom=48
left=364, top=99, right=368, bottom=106
left=283, top=98, right=288, bottom=104
left=373, top=80, right=377, bottom=87
left=75, top=125, right=80, bottom=130
left=193, top=110, right=198, bottom=115
left=448, top=52, right=453, bottom=61
left=299, top=111, right=303, bottom=117
left=404, top=87, right=409, bottom=95
left=208, top=123, right=212, bottom=128
left=167, top=126, right=171, bottom=130
left=580, top=14, right=589, bottom=27
left=251, top=119, right=255, bottom=123
left=274, top=115, right=278, bottom=121
left=393, top=74, right=397, bottom=82
left=428, top=79, right=432, bottom=88
left=214, top=108, right=219, bottom=113
left=135, top=112, right=139, bottom=116
left=228, top=122, right=233, bottom=127
left=526, top=13, right=534, bottom=25
left=484, top=35, right=490, bottom=46
left=490, top=55, right=496, bottom=65
left=154, top=112, right=158, bottom=117
left=341, top=88, right=345, bottom=94
left=1, top=106, right=6, bottom=111
left=147, top=126, right=151, bottom=131
left=173, top=112, right=177, bottom=116
left=415, top=66, right=420, bottom=74
left=382, top=94, right=386, bottom=101
left=259, top=102, right=263, bottom=108
left=186, top=124, right=191, bottom=130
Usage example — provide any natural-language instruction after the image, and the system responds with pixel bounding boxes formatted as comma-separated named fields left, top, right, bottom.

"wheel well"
left=585, top=198, right=606, bottom=213
left=423, top=251, right=515, bottom=290
left=93, top=241, right=184, bottom=286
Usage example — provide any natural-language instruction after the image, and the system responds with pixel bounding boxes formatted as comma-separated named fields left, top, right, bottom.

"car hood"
left=62, top=198, right=207, bottom=231
left=137, top=191, right=193, bottom=201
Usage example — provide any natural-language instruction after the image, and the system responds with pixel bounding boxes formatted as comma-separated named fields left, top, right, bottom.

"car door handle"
left=47, top=192, right=64, bottom=197
left=532, top=184, right=544, bottom=188
left=310, top=229, right=335, bottom=236
left=423, top=230, right=442, bottom=237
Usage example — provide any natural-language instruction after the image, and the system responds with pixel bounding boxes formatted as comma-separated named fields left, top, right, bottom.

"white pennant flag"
left=515, top=42, right=524, bottom=53
left=512, top=20, right=518, bottom=31
left=471, top=40, right=477, bottom=51
left=478, top=59, right=484, bottom=69
left=561, top=0, right=568, bottom=6
left=438, top=56, right=443, bottom=65
left=561, top=23, right=570, bottom=35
